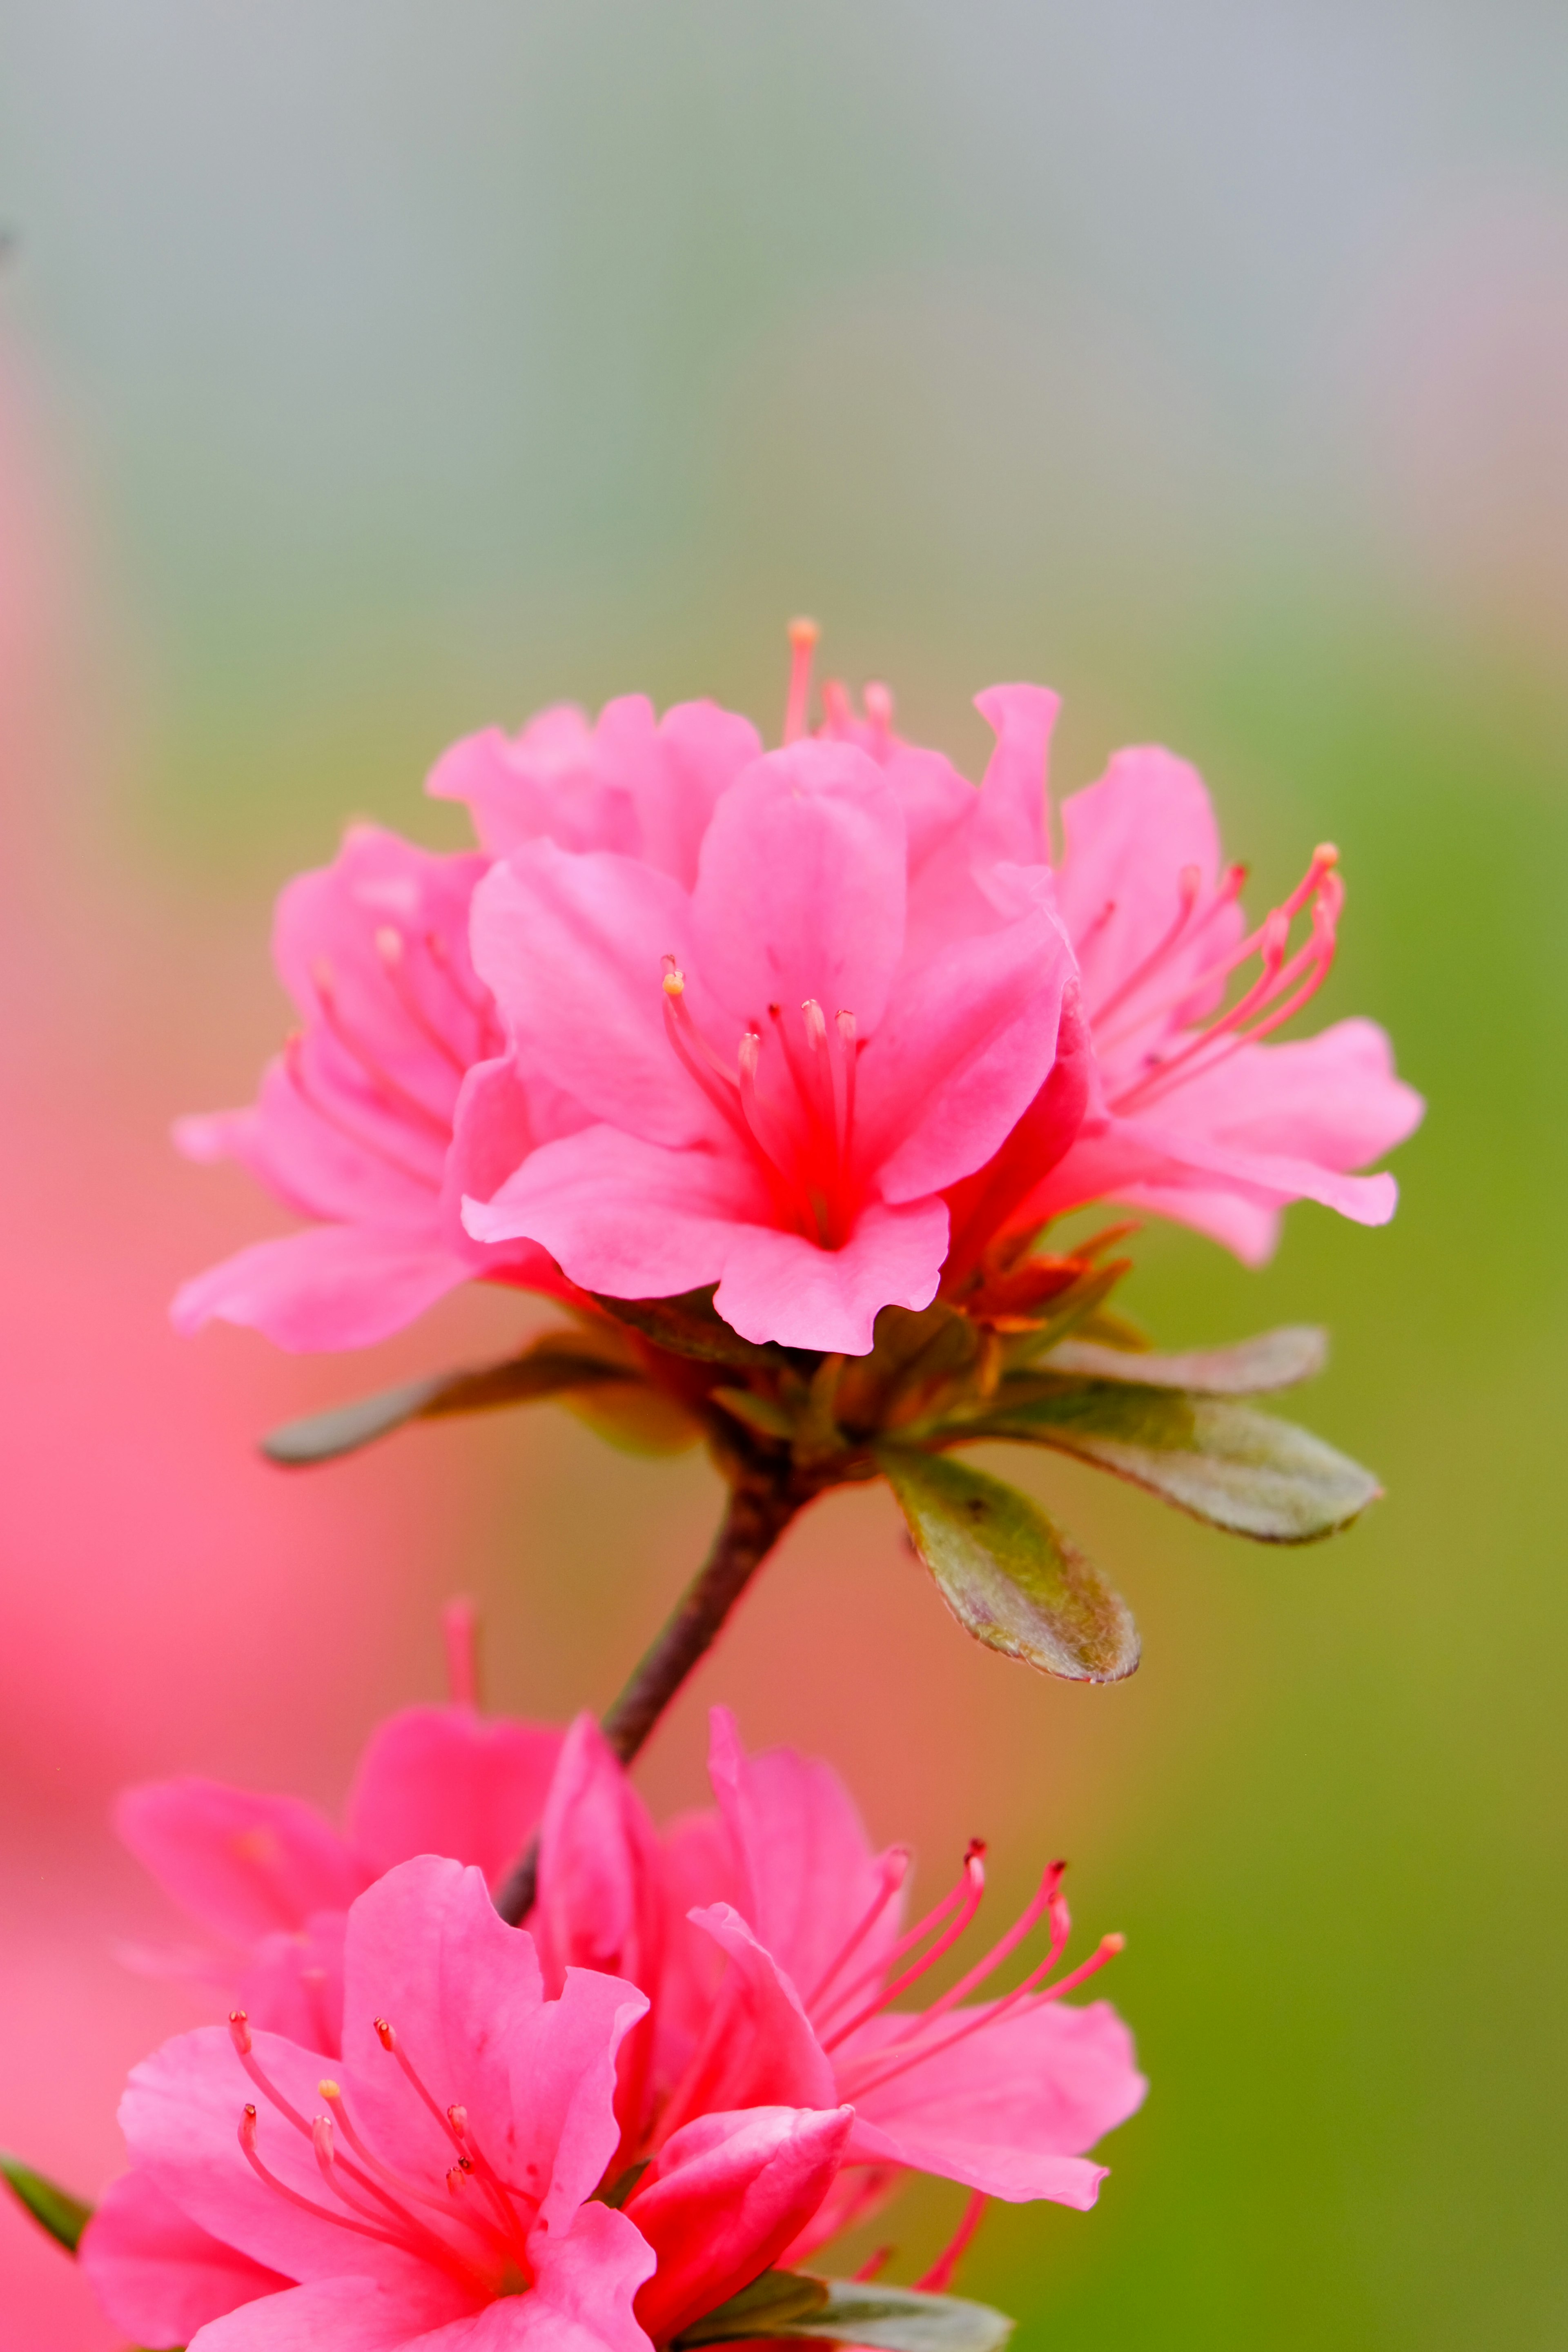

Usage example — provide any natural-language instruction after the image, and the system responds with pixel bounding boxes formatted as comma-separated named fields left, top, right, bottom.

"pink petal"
left=843, top=1996, right=1146, bottom=2206
left=775, top=2160, right=902, bottom=2266
left=627, top=2104, right=853, bottom=2345
left=345, top=1706, right=562, bottom=1891
left=184, top=2272, right=476, bottom=2349
left=426, top=704, right=641, bottom=860
left=220, top=1054, right=447, bottom=1228
left=969, top=685, right=1058, bottom=872
left=708, top=1197, right=949, bottom=1355
left=171, top=1224, right=472, bottom=1352
left=237, top=1913, right=348, bottom=2056
left=653, top=1811, right=743, bottom=2100
left=858, top=906, right=1074, bottom=1204
left=463, top=1127, right=771, bottom=1304
left=115, top=1779, right=364, bottom=1946
left=631, top=699, right=763, bottom=889
left=272, top=830, right=490, bottom=1110
left=1034, top=1019, right=1423, bottom=1255
left=706, top=1710, right=904, bottom=2026
left=690, top=741, right=907, bottom=1038
left=521, top=2199, right=657, bottom=2352
left=336, top=1860, right=646, bottom=2236
left=79, top=2169, right=289, bottom=2349
left=1135, top=1017, right=1425, bottom=1168
left=659, top=1905, right=837, bottom=2138
left=1056, top=746, right=1238, bottom=1021
left=942, top=984, right=1093, bottom=1281
left=535, top=1715, right=665, bottom=1998
left=117, top=2021, right=424, bottom=2288
left=471, top=846, right=710, bottom=1149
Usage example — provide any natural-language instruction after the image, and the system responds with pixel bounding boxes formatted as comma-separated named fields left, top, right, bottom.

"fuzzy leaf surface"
left=1042, top=1325, right=1326, bottom=1394
left=261, top=1335, right=637, bottom=1466
left=675, top=2270, right=1012, bottom=2352
left=974, top=1386, right=1379, bottom=1540
left=877, top=1445, right=1139, bottom=1682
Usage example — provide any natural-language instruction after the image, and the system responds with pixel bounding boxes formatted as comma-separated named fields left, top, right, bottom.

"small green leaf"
left=675, top=2271, right=1012, bottom=2352
left=710, top=1385, right=797, bottom=1440
left=976, top=1387, right=1379, bottom=1541
left=597, top=1287, right=789, bottom=1370
left=0, top=2151, right=92, bottom=2254
left=560, top=1379, right=701, bottom=1457
left=877, top=1445, right=1139, bottom=1683
left=1042, top=1324, right=1327, bottom=1394
left=261, top=1336, right=639, bottom=1466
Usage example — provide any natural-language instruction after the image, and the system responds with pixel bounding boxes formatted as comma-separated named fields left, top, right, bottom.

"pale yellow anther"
left=318, top=2078, right=341, bottom=2100
left=1313, top=842, right=1340, bottom=869
left=662, top=969, right=686, bottom=997
left=787, top=615, right=820, bottom=650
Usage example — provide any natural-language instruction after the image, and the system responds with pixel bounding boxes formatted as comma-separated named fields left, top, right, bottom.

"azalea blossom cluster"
left=174, top=626, right=1420, bottom=1358
left=82, top=1669, right=1144, bottom=2350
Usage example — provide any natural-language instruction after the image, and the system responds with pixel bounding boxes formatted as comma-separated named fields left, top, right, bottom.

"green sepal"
left=596, top=1287, right=791, bottom=1371
left=877, top=1444, right=1140, bottom=1683
left=969, top=1385, right=1379, bottom=1541
left=260, top=1333, right=644, bottom=1467
left=0, top=2150, right=92, bottom=2254
left=1041, top=1324, right=1327, bottom=1394
left=674, top=2269, right=1013, bottom=2352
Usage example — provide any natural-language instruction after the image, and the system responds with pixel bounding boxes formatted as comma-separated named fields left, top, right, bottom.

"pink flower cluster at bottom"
left=83, top=1699, right=1145, bottom=2351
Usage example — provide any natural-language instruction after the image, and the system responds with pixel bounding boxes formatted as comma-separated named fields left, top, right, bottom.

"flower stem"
left=493, top=1454, right=802, bottom=1925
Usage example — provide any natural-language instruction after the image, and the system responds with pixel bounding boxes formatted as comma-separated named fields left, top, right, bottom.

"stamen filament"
left=820, top=1846, right=987, bottom=2051
left=374, top=928, right=470, bottom=1075
left=284, top=1036, right=441, bottom=1189
left=800, top=1847, right=912, bottom=2014
left=311, top=961, right=454, bottom=1138
left=916, top=2190, right=987, bottom=2294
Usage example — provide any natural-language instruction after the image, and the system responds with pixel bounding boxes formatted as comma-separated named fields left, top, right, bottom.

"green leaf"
left=975, top=1386, right=1380, bottom=1541
left=559, top=1379, right=701, bottom=1457
left=0, top=2151, right=91, bottom=2254
left=1042, top=1324, right=1327, bottom=1394
left=877, top=1445, right=1139, bottom=1683
left=675, top=2271, right=1012, bottom=2352
left=261, top=1335, right=640, bottom=1467
left=709, top=1385, right=797, bottom=1440
left=597, top=1287, right=790, bottom=1370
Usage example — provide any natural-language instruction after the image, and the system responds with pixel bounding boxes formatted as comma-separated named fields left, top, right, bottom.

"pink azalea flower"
left=1002, top=745, right=1423, bottom=1262
left=116, top=1688, right=1143, bottom=2260
left=170, top=823, right=586, bottom=1352
left=82, top=1855, right=851, bottom=2352
left=534, top=1709, right=1145, bottom=2232
left=117, top=1688, right=562, bottom=2056
left=462, top=692, right=1078, bottom=1353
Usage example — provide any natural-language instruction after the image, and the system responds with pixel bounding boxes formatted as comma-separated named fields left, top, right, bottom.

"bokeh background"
left=1, top=5, right=1565, bottom=2345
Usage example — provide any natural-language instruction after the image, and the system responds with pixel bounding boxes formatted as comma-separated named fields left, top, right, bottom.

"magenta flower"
left=170, top=823, right=586, bottom=1351
left=81, top=1858, right=854, bottom=2352
left=1007, top=745, right=1423, bottom=1262
left=463, top=694, right=1076, bottom=1353
left=117, top=1692, right=561, bottom=2054
left=532, top=1709, right=1144, bottom=2231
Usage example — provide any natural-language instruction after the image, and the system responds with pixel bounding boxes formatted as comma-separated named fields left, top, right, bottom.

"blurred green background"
left=1, top=5, right=1565, bottom=2347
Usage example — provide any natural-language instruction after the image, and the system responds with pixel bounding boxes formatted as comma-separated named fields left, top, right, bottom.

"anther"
left=229, top=2009, right=252, bottom=2056
left=374, top=2018, right=396, bottom=2051
left=784, top=617, right=820, bottom=745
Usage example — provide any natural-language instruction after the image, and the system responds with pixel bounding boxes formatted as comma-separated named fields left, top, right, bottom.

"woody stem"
left=493, top=1454, right=801, bottom=1926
